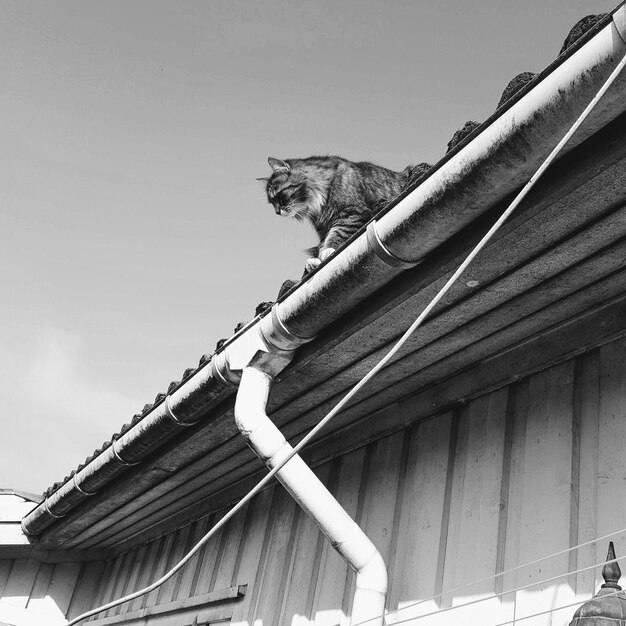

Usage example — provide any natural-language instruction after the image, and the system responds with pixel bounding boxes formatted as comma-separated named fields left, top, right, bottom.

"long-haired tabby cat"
left=260, top=156, right=430, bottom=272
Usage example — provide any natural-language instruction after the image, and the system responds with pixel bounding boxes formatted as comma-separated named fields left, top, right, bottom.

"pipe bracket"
left=259, top=305, right=315, bottom=352
left=165, top=394, right=201, bottom=427
left=73, top=474, right=96, bottom=497
left=211, top=351, right=240, bottom=386
left=112, top=439, right=142, bottom=466
left=366, top=221, right=421, bottom=268
left=44, top=499, right=66, bottom=519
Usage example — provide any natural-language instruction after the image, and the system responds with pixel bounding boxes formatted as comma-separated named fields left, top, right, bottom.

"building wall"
left=3, top=337, right=626, bottom=625
left=0, top=491, right=106, bottom=625
left=0, top=556, right=104, bottom=625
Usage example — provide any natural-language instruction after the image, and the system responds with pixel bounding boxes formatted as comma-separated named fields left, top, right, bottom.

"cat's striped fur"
left=262, top=156, right=429, bottom=271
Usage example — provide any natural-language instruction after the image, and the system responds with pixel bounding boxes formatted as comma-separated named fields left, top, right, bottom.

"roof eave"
left=22, top=4, right=626, bottom=541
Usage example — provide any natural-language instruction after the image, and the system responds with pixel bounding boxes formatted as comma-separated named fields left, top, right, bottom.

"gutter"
left=22, top=6, right=626, bottom=543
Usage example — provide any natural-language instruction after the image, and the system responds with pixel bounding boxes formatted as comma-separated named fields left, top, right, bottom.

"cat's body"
left=262, top=156, right=429, bottom=271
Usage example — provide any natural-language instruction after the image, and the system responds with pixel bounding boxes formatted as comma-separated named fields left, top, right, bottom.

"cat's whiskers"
left=280, top=200, right=310, bottom=222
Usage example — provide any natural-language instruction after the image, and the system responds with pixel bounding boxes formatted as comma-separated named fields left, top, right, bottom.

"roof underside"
left=38, top=109, right=626, bottom=552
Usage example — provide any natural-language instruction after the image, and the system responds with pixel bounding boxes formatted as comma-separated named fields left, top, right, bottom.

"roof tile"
left=38, top=11, right=614, bottom=502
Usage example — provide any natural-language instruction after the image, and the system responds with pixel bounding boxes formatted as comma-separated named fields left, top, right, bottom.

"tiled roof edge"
left=37, top=8, right=618, bottom=503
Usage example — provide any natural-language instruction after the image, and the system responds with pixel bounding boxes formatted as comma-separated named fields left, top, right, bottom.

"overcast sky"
left=1, top=0, right=618, bottom=494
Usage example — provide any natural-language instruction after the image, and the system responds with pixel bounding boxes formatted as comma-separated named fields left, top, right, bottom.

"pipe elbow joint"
left=234, top=367, right=290, bottom=462
left=234, top=368, right=272, bottom=427
left=352, top=551, right=387, bottom=626
left=355, top=549, right=388, bottom=595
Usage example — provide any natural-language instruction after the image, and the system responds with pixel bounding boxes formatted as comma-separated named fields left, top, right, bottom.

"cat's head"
left=259, top=157, right=317, bottom=221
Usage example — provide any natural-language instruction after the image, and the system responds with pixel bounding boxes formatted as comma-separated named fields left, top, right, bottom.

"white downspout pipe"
left=235, top=366, right=387, bottom=626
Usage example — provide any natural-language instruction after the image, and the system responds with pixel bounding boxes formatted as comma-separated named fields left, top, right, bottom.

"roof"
left=0, top=490, right=106, bottom=562
left=22, top=7, right=626, bottom=551
left=37, top=11, right=610, bottom=504
left=0, top=489, right=43, bottom=504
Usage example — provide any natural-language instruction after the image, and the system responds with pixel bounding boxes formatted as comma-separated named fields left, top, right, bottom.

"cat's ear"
left=268, top=157, right=290, bottom=173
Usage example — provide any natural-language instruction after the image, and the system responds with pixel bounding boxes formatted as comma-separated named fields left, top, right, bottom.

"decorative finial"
left=601, top=541, right=622, bottom=590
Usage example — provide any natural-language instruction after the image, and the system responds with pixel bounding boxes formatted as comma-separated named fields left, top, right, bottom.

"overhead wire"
left=351, top=526, right=626, bottom=626
left=487, top=590, right=625, bottom=626
left=67, top=46, right=626, bottom=626
left=390, top=588, right=625, bottom=626
left=354, top=556, right=621, bottom=626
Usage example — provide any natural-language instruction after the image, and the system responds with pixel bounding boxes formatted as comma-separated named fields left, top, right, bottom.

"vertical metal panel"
left=0, top=557, right=105, bottom=622
left=433, top=407, right=461, bottom=607
left=494, top=383, right=517, bottom=598
left=384, top=429, right=411, bottom=611
left=144, top=532, right=176, bottom=608
left=192, top=511, right=227, bottom=598
left=157, top=527, right=190, bottom=605
left=1, top=559, right=40, bottom=608
left=208, top=519, right=230, bottom=593
left=99, top=553, right=124, bottom=617
left=441, top=389, right=509, bottom=622
left=388, top=412, right=453, bottom=621
left=568, top=356, right=583, bottom=588
left=497, top=376, right=530, bottom=615
left=251, top=488, right=299, bottom=625
left=67, top=561, right=107, bottom=620
left=169, top=521, right=198, bottom=602
left=0, top=559, right=13, bottom=597
left=573, top=349, right=601, bottom=601
left=350, top=430, right=405, bottom=620
left=188, top=514, right=219, bottom=598
left=274, top=506, right=303, bottom=625
left=115, top=546, right=143, bottom=615
left=48, top=562, right=82, bottom=616
left=212, top=504, right=248, bottom=592
left=0, top=560, right=83, bottom=621
left=174, top=516, right=210, bottom=600
left=24, top=562, right=54, bottom=610
left=126, top=536, right=159, bottom=613
left=229, top=486, right=276, bottom=625
left=88, top=558, right=114, bottom=621
left=360, top=431, right=405, bottom=563
left=103, top=551, right=130, bottom=618
left=503, top=361, right=576, bottom=626
left=596, top=338, right=626, bottom=543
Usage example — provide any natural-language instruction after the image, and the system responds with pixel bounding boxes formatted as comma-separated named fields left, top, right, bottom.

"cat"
left=260, top=156, right=430, bottom=272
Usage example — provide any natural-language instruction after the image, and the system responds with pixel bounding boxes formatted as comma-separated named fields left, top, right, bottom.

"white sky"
left=1, top=0, right=618, bottom=494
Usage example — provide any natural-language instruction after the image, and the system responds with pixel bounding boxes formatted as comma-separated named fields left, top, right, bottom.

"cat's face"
left=261, top=157, right=311, bottom=221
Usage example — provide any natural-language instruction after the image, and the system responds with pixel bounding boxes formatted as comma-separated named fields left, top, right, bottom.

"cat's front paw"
left=319, top=247, right=336, bottom=262
left=305, top=257, right=322, bottom=273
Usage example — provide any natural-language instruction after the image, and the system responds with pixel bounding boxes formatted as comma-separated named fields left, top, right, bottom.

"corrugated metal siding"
left=0, top=558, right=103, bottom=621
left=49, top=337, right=624, bottom=626
left=3, top=337, right=626, bottom=624
left=32, top=112, right=626, bottom=553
